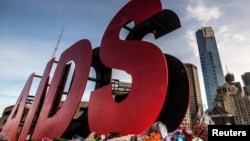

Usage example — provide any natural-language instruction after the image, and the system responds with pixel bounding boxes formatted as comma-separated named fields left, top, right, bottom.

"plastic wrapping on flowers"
left=137, top=121, right=168, bottom=141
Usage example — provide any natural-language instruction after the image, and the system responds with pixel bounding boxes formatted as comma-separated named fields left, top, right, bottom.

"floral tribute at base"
left=42, top=122, right=208, bottom=141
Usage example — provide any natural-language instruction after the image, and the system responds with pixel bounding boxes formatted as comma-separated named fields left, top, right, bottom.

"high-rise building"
left=242, top=72, right=250, bottom=96
left=214, top=76, right=250, bottom=125
left=185, top=64, right=203, bottom=118
left=196, top=27, right=224, bottom=110
left=242, top=72, right=250, bottom=85
left=180, top=63, right=203, bottom=129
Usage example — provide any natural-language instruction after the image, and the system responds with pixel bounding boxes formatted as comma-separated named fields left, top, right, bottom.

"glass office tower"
left=196, top=27, right=224, bottom=110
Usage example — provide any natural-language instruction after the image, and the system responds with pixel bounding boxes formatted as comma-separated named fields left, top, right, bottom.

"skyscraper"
left=182, top=63, right=203, bottom=128
left=242, top=72, right=250, bottom=85
left=196, top=27, right=224, bottom=110
left=242, top=72, right=250, bottom=96
left=184, top=63, right=203, bottom=117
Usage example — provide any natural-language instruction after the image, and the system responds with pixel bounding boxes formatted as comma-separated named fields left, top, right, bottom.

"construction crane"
left=51, top=28, right=64, bottom=59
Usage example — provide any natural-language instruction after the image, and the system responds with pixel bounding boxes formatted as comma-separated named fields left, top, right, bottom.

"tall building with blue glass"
left=196, top=27, right=224, bottom=110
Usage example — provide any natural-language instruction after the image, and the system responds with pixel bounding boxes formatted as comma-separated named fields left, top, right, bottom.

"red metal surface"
left=31, top=39, right=92, bottom=140
left=88, top=0, right=168, bottom=135
left=0, top=73, right=35, bottom=141
left=18, top=58, right=54, bottom=141
left=0, top=0, right=188, bottom=139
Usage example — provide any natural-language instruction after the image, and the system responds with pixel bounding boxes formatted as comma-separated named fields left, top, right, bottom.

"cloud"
left=0, top=41, right=52, bottom=80
left=216, top=25, right=247, bottom=50
left=186, top=30, right=199, bottom=57
left=186, top=1, right=222, bottom=24
left=233, top=34, right=246, bottom=41
left=214, top=24, right=250, bottom=84
left=218, top=25, right=231, bottom=34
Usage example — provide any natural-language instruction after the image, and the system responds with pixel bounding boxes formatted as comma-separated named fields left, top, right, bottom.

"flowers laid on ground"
left=143, top=131, right=162, bottom=141
left=42, top=122, right=208, bottom=141
left=192, top=123, right=208, bottom=141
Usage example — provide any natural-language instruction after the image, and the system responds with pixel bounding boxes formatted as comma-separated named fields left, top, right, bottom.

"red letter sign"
left=18, top=58, right=54, bottom=141
left=1, top=73, right=35, bottom=141
left=31, top=39, right=92, bottom=140
left=88, top=0, right=168, bottom=135
left=0, top=0, right=187, bottom=139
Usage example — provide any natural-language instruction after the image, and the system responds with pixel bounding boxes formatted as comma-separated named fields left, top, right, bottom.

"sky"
left=1, top=0, right=250, bottom=116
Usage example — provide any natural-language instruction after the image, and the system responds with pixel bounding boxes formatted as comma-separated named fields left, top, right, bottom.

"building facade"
left=209, top=106, right=235, bottom=125
left=242, top=72, right=250, bottom=96
left=214, top=80, right=250, bottom=125
left=181, top=63, right=203, bottom=128
left=196, top=27, right=224, bottom=110
left=0, top=106, right=14, bottom=132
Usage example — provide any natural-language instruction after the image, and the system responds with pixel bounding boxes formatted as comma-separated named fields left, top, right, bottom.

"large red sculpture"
left=0, top=74, right=35, bottom=141
left=0, top=0, right=189, bottom=140
left=89, top=0, right=168, bottom=135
